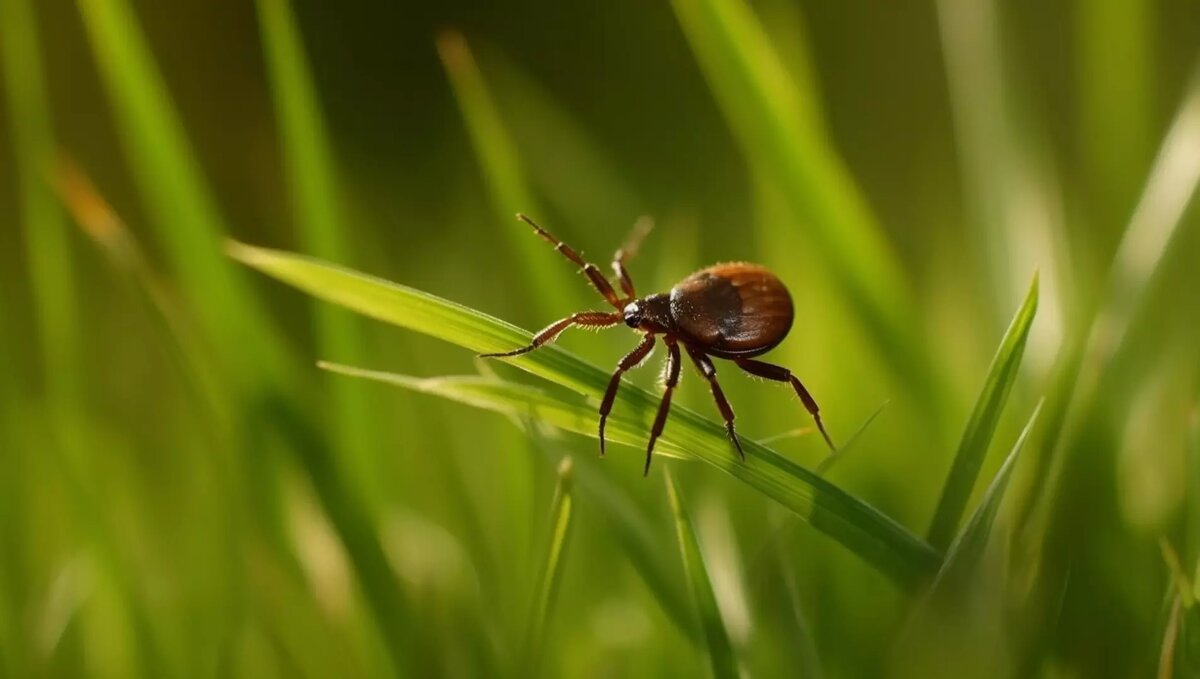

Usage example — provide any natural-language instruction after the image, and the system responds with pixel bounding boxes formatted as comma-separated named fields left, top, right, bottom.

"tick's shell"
left=669, top=263, right=794, bottom=358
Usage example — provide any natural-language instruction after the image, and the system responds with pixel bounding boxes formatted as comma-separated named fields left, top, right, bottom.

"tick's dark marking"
left=483, top=214, right=835, bottom=474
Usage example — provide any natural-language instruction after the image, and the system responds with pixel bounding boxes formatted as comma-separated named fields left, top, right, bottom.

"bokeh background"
left=3, top=0, right=1200, bottom=676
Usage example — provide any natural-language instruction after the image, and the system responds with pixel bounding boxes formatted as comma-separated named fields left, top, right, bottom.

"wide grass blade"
left=254, top=0, right=380, bottom=503
left=665, top=469, right=737, bottom=679
left=523, top=458, right=576, bottom=676
left=229, top=243, right=941, bottom=587
left=75, top=0, right=288, bottom=384
left=927, top=273, right=1038, bottom=550
left=668, top=0, right=934, bottom=402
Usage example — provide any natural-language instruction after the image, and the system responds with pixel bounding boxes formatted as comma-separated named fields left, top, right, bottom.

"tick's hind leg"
left=734, top=358, right=835, bottom=451
left=685, top=345, right=744, bottom=460
left=644, top=338, right=682, bottom=476
left=597, top=334, right=656, bottom=455
left=479, top=311, right=619, bottom=358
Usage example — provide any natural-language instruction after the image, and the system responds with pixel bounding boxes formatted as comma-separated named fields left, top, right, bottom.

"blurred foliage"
left=2, top=0, right=1200, bottom=677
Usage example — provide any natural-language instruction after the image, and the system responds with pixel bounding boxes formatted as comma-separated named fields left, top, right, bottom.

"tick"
left=482, top=214, right=835, bottom=475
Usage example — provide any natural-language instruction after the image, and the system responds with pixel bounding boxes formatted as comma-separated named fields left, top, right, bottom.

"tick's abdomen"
left=669, top=263, right=794, bottom=358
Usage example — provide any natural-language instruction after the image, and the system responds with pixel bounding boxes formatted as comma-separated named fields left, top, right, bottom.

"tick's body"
left=483, top=214, right=834, bottom=474
left=630, top=263, right=793, bottom=358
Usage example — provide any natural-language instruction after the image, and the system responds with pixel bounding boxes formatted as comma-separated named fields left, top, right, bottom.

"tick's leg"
left=685, top=345, right=744, bottom=461
left=734, top=358, right=835, bottom=451
left=479, top=311, right=619, bottom=358
left=597, top=333, right=656, bottom=455
left=516, top=213, right=622, bottom=308
left=645, top=338, right=682, bottom=476
left=612, top=216, right=654, bottom=301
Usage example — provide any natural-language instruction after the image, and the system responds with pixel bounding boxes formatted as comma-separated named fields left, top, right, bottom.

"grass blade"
left=521, top=425, right=699, bottom=645
left=668, top=0, right=934, bottom=401
left=228, top=243, right=941, bottom=587
left=254, top=0, right=379, bottom=502
left=665, top=469, right=737, bottom=679
left=1, top=0, right=79, bottom=406
left=523, top=458, right=576, bottom=676
left=927, top=273, right=1038, bottom=550
left=930, top=401, right=1041, bottom=593
left=76, top=0, right=288, bottom=384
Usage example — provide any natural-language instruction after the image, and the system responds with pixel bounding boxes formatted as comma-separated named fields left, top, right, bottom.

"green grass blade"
left=75, top=0, right=287, bottom=383
left=524, top=458, right=576, bottom=676
left=1, top=0, right=79, bottom=406
left=228, top=242, right=941, bottom=587
left=668, top=0, right=933, bottom=400
left=930, top=401, right=1041, bottom=593
left=520, top=425, right=699, bottom=644
left=254, top=0, right=379, bottom=503
left=665, top=469, right=737, bottom=679
left=927, top=273, right=1038, bottom=550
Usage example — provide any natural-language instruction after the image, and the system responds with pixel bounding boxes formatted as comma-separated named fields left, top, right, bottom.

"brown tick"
left=482, top=214, right=836, bottom=475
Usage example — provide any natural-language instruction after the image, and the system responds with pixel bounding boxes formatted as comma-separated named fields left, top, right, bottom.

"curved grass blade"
left=668, top=0, right=935, bottom=404
left=927, top=273, right=1038, bottom=551
left=523, top=458, right=575, bottom=677
left=665, top=469, right=737, bottom=679
left=228, top=243, right=941, bottom=587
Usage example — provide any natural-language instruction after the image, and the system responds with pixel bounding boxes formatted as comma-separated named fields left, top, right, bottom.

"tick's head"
left=623, top=294, right=673, bottom=333
left=623, top=301, right=643, bottom=328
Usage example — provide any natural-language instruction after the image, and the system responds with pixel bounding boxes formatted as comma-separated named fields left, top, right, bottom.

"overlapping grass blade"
left=668, top=0, right=934, bottom=403
left=927, top=273, right=1038, bottom=550
left=665, top=469, right=737, bottom=679
left=75, top=0, right=288, bottom=384
left=523, top=458, right=576, bottom=676
left=930, top=402, right=1041, bottom=594
left=255, top=0, right=379, bottom=502
left=228, top=242, right=940, bottom=585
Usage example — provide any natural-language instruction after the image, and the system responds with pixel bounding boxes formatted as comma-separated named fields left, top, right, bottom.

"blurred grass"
left=3, top=0, right=1199, bottom=675
left=255, top=0, right=381, bottom=507
left=523, top=458, right=575, bottom=676
left=76, top=0, right=289, bottom=386
left=669, top=0, right=940, bottom=415
left=665, top=469, right=737, bottom=679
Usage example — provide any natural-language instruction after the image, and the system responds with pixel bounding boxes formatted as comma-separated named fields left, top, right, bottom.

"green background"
left=2, top=0, right=1199, bottom=676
